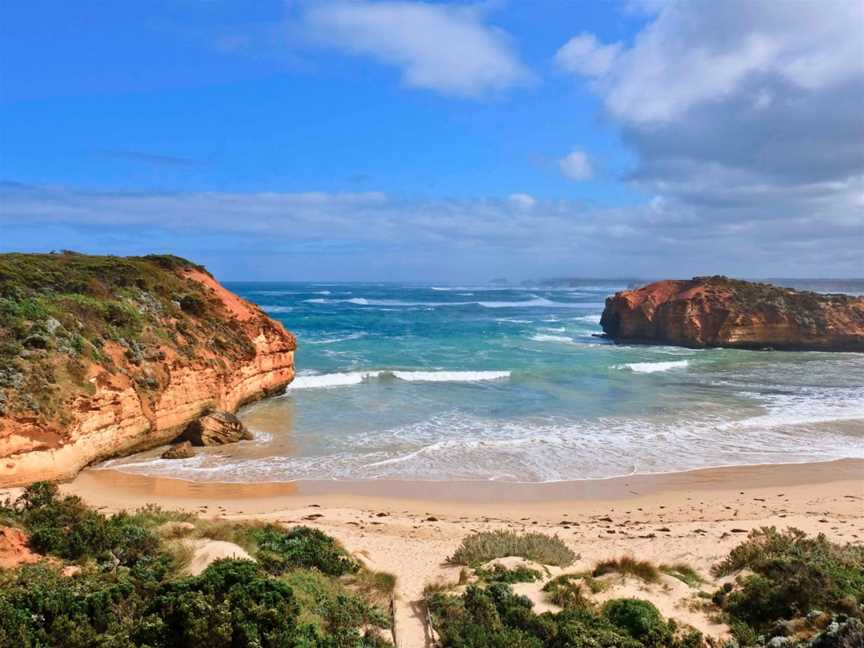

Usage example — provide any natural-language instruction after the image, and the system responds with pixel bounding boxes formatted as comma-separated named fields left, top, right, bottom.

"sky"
left=1, top=0, right=862, bottom=281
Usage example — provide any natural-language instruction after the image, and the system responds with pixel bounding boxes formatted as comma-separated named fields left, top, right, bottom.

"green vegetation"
left=245, top=524, right=360, bottom=577
left=592, top=556, right=660, bottom=583
left=659, top=563, right=703, bottom=588
left=542, top=574, right=594, bottom=609
left=448, top=530, right=577, bottom=568
left=0, top=482, right=392, bottom=647
left=711, top=527, right=864, bottom=643
left=476, top=563, right=543, bottom=585
left=0, top=252, right=261, bottom=421
left=425, top=583, right=703, bottom=648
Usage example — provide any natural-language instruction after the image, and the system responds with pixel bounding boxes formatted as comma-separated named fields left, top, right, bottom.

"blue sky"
left=1, top=1, right=862, bottom=281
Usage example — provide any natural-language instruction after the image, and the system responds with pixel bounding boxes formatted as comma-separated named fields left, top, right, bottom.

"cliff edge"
left=600, top=276, right=864, bottom=351
left=0, top=252, right=296, bottom=486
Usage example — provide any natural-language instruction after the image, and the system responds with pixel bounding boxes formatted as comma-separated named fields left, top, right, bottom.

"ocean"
left=102, top=280, right=864, bottom=483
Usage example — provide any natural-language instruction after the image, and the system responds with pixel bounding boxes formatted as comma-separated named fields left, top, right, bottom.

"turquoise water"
left=103, top=281, right=864, bottom=482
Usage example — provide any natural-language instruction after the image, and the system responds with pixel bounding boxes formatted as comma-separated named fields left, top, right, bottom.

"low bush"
left=593, top=556, right=660, bottom=583
left=0, top=482, right=391, bottom=647
left=602, top=598, right=672, bottom=647
left=541, top=574, right=592, bottom=609
left=712, top=527, right=864, bottom=638
left=448, top=530, right=577, bottom=567
left=476, top=563, right=543, bottom=584
left=245, top=524, right=360, bottom=576
left=425, top=582, right=704, bottom=648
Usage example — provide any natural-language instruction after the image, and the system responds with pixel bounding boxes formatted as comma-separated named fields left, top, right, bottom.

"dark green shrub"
left=16, top=482, right=160, bottom=567
left=247, top=524, right=359, bottom=576
left=712, top=527, right=864, bottom=635
left=425, top=582, right=701, bottom=648
left=602, top=598, right=672, bottom=646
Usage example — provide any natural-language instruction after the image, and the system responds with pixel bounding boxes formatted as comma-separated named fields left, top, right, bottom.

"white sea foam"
left=391, top=370, right=510, bottom=382
left=303, top=297, right=603, bottom=309
left=306, top=332, right=367, bottom=345
left=287, top=369, right=511, bottom=389
left=618, top=360, right=690, bottom=373
left=574, top=314, right=602, bottom=324
left=289, top=371, right=381, bottom=389
left=530, top=334, right=574, bottom=343
left=260, top=305, right=293, bottom=313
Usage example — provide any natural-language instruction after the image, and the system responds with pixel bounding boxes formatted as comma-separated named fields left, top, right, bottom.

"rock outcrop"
left=161, top=441, right=195, bottom=460
left=600, top=276, right=864, bottom=351
left=180, top=409, right=251, bottom=446
left=0, top=253, right=296, bottom=486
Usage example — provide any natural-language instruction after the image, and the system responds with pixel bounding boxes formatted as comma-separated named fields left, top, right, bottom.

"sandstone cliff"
left=0, top=253, right=296, bottom=486
left=600, top=276, right=864, bottom=351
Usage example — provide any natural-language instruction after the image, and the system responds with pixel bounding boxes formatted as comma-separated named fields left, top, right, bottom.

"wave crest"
left=287, top=369, right=511, bottom=389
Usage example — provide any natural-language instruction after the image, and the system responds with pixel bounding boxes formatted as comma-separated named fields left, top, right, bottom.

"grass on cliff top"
left=0, top=481, right=393, bottom=647
left=0, top=251, right=260, bottom=421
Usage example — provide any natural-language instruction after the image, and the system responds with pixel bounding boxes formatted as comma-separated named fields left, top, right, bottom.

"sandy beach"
left=46, top=459, right=863, bottom=647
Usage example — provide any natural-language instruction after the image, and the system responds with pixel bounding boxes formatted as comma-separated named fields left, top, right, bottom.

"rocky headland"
left=600, top=275, right=864, bottom=351
left=0, top=252, right=296, bottom=486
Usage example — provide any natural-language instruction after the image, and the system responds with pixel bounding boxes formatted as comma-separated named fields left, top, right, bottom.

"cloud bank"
left=297, top=1, right=529, bottom=97
left=555, top=0, right=863, bottom=272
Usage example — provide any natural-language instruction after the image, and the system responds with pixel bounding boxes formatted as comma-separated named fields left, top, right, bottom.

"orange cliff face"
left=600, top=276, right=864, bottom=351
left=0, top=254, right=295, bottom=486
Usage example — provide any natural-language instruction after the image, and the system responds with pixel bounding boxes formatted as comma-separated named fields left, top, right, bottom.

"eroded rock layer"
left=0, top=253, right=295, bottom=486
left=600, top=276, right=864, bottom=351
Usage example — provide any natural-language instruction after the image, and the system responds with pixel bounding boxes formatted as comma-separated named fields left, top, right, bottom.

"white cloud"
left=554, top=33, right=620, bottom=77
left=562, top=0, right=864, bottom=124
left=555, top=0, right=863, bottom=267
left=558, top=150, right=593, bottom=181
left=299, top=1, right=529, bottom=97
left=3, top=182, right=862, bottom=278
left=508, top=193, right=536, bottom=209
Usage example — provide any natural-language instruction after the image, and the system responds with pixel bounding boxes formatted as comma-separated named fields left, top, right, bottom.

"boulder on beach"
left=161, top=441, right=196, bottom=459
left=181, top=409, right=253, bottom=446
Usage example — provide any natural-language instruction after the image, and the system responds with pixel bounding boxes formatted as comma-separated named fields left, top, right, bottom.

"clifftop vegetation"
left=0, top=252, right=261, bottom=424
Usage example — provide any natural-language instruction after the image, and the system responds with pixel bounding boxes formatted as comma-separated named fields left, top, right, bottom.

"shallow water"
left=102, top=280, right=864, bottom=482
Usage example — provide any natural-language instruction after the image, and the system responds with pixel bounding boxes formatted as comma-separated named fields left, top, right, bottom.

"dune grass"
left=448, top=530, right=577, bottom=567
left=593, top=556, right=661, bottom=583
left=659, top=562, right=703, bottom=587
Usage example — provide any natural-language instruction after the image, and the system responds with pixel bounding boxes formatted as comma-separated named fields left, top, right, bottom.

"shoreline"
left=65, top=457, right=864, bottom=511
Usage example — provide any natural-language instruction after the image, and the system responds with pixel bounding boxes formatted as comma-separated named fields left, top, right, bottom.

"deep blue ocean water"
left=103, top=280, right=864, bottom=482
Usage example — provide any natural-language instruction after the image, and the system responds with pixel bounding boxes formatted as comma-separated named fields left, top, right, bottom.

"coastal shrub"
left=712, top=527, right=864, bottom=635
left=245, top=524, right=360, bottom=576
left=542, top=574, right=593, bottom=609
left=0, top=487, right=392, bottom=647
left=602, top=598, right=672, bottom=646
left=593, top=556, right=660, bottom=583
left=448, top=530, right=577, bottom=567
left=14, top=481, right=162, bottom=567
left=425, top=582, right=708, bottom=648
left=476, top=563, right=543, bottom=584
